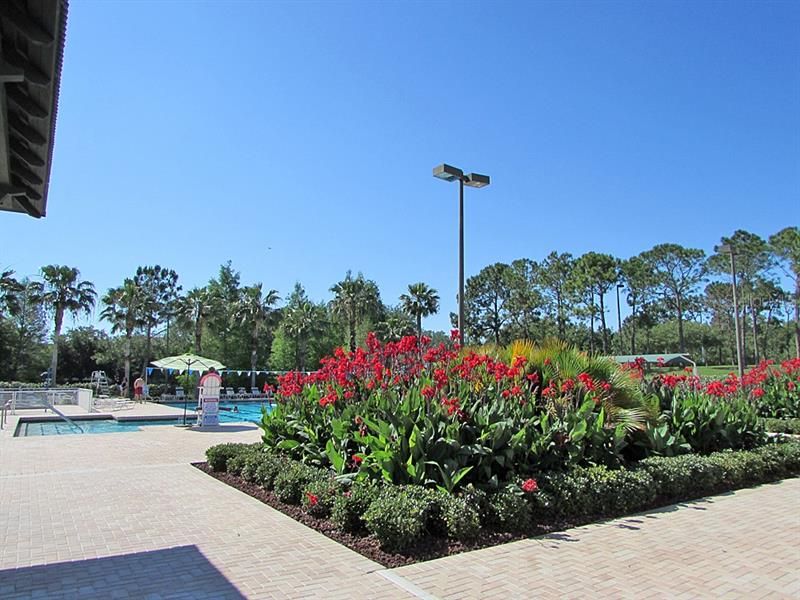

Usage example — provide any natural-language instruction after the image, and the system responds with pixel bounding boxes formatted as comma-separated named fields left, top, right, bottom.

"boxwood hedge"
left=205, top=440, right=800, bottom=552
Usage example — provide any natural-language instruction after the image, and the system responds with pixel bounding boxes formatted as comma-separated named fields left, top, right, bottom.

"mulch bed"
left=193, top=462, right=571, bottom=567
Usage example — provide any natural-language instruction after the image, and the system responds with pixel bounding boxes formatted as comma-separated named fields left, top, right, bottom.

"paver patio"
left=0, top=411, right=798, bottom=599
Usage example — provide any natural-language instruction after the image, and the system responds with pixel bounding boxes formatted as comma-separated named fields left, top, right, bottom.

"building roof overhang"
left=0, top=0, right=68, bottom=218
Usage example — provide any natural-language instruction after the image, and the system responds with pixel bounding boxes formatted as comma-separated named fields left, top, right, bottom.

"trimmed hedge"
left=331, top=480, right=381, bottom=533
left=205, top=440, right=800, bottom=553
left=764, top=418, right=800, bottom=435
left=207, top=443, right=256, bottom=471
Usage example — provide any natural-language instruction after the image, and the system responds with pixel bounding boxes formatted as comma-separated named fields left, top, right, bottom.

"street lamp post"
left=433, top=164, right=490, bottom=347
left=718, top=244, right=744, bottom=378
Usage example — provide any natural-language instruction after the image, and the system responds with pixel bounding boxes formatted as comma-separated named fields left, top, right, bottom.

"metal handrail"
left=0, top=389, right=84, bottom=433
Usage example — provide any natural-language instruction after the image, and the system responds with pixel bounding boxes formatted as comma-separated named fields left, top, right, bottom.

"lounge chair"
left=237, top=387, right=249, bottom=399
left=250, top=387, right=261, bottom=398
left=222, top=388, right=236, bottom=400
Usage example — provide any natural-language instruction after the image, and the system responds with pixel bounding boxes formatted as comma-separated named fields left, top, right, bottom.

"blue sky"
left=3, top=0, right=798, bottom=332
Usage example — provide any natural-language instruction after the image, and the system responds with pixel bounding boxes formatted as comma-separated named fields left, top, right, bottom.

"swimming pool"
left=18, top=418, right=181, bottom=436
left=16, top=403, right=273, bottom=436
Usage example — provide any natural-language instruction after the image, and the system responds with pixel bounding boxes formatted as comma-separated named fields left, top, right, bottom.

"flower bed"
left=260, top=336, right=769, bottom=491
left=199, top=337, right=800, bottom=562
left=644, top=358, right=800, bottom=420
left=201, top=440, right=800, bottom=564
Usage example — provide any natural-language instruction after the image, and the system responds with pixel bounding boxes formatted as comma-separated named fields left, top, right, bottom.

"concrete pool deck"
left=0, top=415, right=798, bottom=598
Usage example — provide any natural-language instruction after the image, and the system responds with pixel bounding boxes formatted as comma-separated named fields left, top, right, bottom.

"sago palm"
left=400, top=282, right=440, bottom=339
left=37, top=265, right=96, bottom=385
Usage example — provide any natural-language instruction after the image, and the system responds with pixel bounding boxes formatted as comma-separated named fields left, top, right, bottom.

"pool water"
left=18, top=419, right=181, bottom=436
left=164, top=401, right=271, bottom=423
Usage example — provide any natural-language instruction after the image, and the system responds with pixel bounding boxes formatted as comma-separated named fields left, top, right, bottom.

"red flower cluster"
left=648, top=357, right=800, bottom=402
left=273, top=333, right=635, bottom=420
left=521, top=478, right=539, bottom=493
left=305, top=491, right=318, bottom=506
left=441, top=397, right=465, bottom=419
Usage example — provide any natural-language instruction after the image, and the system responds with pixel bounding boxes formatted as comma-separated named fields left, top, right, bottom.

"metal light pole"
left=718, top=244, right=744, bottom=378
left=433, top=164, right=490, bottom=347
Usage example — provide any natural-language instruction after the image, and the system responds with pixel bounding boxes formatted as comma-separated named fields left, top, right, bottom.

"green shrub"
left=459, top=484, right=492, bottom=526
left=273, top=462, right=321, bottom=504
left=254, top=454, right=288, bottom=489
left=400, top=486, right=449, bottom=537
left=763, top=418, right=800, bottom=434
left=331, top=480, right=381, bottom=533
left=241, top=451, right=267, bottom=483
left=302, top=475, right=339, bottom=517
left=488, top=486, right=530, bottom=532
left=226, top=451, right=252, bottom=476
left=637, top=454, right=723, bottom=499
left=363, top=487, right=427, bottom=551
left=584, top=466, right=656, bottom=515
left=754, top=440, right=800, bottom=473
left=705, top=450, right=764, bottom=488
left=440, top=494, right=481, bottom=541
left=206, top=443, right=253, bottom=472
left=533, top=470, right=592, bottom=519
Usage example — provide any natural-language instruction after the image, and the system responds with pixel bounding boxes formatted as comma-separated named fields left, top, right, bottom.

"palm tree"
left=400, top=282, right=440, bottom=339
left=100, top=280, right=140, bottom=395
left=283, top=300, right=323, bottom=371
left=378, top=309, right=415, bottom=343
left=330, top=271, right=380, bottom=352
left=37, top=265, right=96, bottom=384
left=0, top=268, right=23, bottom=318
left=236, top=283, right=280, bottom=386
left=175, top=287, right=213, bottom=353
left=133, top=265, right=181, bottom=372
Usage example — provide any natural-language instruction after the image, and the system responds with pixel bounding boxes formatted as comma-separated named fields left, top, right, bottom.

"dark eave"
left=0, top=0, right=68, bottom=218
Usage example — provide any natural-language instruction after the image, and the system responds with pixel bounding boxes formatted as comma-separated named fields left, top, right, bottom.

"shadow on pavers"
left=187, top=424, right=259, bottom=433
left=0, top=545, right=245, bottom=599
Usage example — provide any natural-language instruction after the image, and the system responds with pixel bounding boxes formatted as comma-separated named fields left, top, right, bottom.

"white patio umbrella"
left=151, top=354, right=226, bottom=425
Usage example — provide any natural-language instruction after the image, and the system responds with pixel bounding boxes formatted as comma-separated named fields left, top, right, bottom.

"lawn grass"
left=658, top=365, right=738, bottom=379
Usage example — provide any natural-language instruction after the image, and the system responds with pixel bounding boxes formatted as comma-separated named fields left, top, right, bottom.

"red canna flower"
left=521, top=478, right=539, bottom=493
left=305, top=492, right=318, bottom=506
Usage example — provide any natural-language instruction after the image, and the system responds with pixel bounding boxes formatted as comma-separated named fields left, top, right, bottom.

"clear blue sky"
left=3, top=0, right=799, bottom=332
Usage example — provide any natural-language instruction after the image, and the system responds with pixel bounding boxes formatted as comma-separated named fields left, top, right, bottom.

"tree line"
left=0, top=262, right=441, bottom=385
left=0, top=226, right=797, bottom=385
left=462, top=227, right=799, bottom=365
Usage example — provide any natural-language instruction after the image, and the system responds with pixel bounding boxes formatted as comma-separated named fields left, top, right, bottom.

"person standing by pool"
left=133, top=374, right=144, bottom=402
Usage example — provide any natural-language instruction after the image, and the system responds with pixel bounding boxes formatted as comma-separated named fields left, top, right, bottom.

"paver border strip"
left=376, top=569, right=441, bottom=600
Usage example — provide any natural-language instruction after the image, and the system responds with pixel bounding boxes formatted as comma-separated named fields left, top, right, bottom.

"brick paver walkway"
left=1, top=414, right=798, bottom=598
left=393, top=479, right=800, bottom=599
